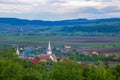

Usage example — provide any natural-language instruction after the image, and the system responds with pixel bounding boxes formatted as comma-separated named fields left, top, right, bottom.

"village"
left=16, top=41, right=120, bottom=65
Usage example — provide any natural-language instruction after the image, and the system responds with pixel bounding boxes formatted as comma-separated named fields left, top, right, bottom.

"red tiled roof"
left=32, top=59, right=39, bottom=64
left=50, top=54, right=57, bottom=60
left=114, top=54, right=120, bottom=59
left=39, top=54, right=50, bottom=60
left=92, top=51, right=99, bottom=55
left=104, top=54, right=112, bottom=57
left=60, top=57, right=70, bottom=61
left=39, top=54, right=57, bottom=61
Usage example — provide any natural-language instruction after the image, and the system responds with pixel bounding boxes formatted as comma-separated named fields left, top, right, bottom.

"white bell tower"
left=47, top=41, right=52, bottom=54
left=16, top=47, right=20, bottom=55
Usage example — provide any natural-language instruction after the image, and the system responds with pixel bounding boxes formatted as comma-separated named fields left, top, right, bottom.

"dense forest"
left=0, top=49, right=120, bottom=80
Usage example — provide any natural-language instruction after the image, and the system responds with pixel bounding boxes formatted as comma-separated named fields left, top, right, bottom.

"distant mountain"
left=0, top=17, right=120, bottom=26
left=0, top=17, right=120, bottom=35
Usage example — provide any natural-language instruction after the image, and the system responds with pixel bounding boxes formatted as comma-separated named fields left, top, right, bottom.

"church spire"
left=16, top=47, right=20, bottom=55
left=47, top=41, right=52, bottom=54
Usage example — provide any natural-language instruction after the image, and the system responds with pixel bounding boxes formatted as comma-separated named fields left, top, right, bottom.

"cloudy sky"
left=0, top=0, right=120, bottom=20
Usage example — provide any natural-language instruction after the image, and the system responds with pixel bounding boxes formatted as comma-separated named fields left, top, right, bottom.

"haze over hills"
left=0, top=17, right=120, bottom=35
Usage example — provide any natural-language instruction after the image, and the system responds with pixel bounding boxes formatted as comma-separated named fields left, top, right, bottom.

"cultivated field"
left=0, top=34, right=120, bottom=54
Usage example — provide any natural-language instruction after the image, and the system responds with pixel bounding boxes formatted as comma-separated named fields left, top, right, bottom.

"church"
left=39, top=41, right=57, bottom=62
left=16, top=41, right=57, bottom=62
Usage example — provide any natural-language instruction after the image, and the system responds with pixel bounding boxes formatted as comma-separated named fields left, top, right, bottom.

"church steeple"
left=16, top=47, right=20, bottom=55
left=47, top=41, right=52, bottom=54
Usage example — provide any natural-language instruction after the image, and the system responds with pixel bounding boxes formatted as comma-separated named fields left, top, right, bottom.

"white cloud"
left=0, top=0, right=119, bottom=20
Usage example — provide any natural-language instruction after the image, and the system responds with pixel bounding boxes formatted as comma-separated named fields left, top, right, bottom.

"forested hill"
left=0, top=17, right=120, bottom=26
left=0, top=18, right=120, bottom=35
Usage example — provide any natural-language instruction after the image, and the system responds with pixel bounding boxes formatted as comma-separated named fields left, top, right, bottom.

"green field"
left=0, top=34, right=120, bottom=53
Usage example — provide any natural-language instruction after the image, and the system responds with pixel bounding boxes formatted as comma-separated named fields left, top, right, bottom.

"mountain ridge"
left=0, top=17, right=120, bottom=26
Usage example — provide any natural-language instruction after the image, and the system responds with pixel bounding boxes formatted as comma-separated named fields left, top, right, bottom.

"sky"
left=0, top=0, right=120, bottom=20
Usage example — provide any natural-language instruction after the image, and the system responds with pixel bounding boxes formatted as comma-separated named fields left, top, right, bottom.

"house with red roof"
left=91, top=50, right=100, bottom=55
left=32, top=59, right=39, bottom=64
left=114, top=54, right=120, bottom=59
left=104, top=53, right=113, bottom=57
left=60, top=57, right=70, bottom=61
